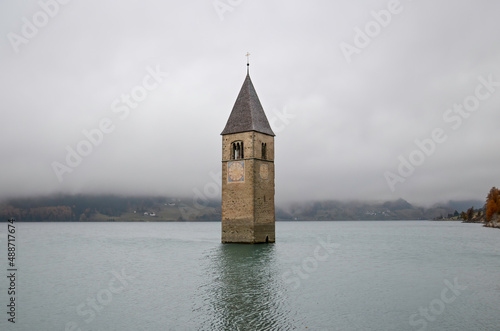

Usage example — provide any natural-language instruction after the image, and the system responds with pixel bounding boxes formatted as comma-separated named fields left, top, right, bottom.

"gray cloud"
left=1, top=0, right=499, bottom=206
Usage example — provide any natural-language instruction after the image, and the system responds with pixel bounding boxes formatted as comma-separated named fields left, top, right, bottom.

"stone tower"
left=221, top=67, right=275, bottom=244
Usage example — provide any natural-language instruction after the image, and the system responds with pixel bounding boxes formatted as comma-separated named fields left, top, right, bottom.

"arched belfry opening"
left=261, top=142, right=267, bottom=159
left=231, top=141, right=244, bottom=160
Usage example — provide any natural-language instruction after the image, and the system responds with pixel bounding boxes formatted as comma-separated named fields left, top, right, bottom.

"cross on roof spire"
left=246, top=52, right=250, bottom=74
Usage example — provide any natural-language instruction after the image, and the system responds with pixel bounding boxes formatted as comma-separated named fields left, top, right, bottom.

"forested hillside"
left=0, top=194, right=483, bottom=222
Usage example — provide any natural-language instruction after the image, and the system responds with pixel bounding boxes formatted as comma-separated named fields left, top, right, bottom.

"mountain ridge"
left=0, top=194, right=484, bottom=222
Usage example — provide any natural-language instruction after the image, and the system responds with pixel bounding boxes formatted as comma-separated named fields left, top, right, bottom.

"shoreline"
left=434, top=216, right=500, bottom=229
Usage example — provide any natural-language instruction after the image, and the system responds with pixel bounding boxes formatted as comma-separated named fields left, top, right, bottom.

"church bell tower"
left=220, top=58, right=275, bottom=243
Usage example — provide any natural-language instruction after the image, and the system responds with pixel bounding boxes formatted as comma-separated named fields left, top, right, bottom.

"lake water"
left=1, top=221, right=499, bottom=331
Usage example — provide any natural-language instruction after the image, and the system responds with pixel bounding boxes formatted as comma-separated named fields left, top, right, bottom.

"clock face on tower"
left=228, top=161, right=244, bottom=182
left=259, top=164, right=269, bottom=180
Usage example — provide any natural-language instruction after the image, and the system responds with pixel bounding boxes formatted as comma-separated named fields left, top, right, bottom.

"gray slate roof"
left=221, top=74, right=275, bottom=136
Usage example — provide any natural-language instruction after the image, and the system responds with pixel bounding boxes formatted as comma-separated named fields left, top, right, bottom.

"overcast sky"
left=1, top=0, right=499, bottom=206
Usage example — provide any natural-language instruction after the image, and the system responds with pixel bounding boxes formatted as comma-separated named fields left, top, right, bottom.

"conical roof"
left=221, top=74, right=275, bottom=136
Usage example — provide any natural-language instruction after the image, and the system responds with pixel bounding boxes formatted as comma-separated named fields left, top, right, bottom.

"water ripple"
left=192, top=244, right=299, bottom=330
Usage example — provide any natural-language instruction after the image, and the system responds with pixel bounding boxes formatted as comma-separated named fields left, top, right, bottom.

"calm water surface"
left=1, top=221, right=499, bottom=330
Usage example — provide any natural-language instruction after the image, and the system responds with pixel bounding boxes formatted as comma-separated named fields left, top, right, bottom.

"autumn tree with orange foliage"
left=485, top=187, right=500, bottom=222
